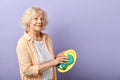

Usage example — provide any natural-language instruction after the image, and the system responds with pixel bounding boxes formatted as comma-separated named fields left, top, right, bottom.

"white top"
left=33, top=37, right=53, bottom=80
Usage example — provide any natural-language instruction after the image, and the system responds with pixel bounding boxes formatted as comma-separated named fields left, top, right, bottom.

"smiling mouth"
left=36, top=24, right=43, bottom=26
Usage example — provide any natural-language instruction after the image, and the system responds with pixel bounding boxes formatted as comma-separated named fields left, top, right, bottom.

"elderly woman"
left=16, top=7, right=68, bottom=80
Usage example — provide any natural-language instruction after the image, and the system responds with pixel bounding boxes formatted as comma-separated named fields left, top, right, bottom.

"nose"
left=37, top=18, right=42, bottom=23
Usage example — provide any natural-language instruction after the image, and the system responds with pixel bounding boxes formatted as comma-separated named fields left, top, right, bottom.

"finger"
left=59, top=61, right=67, bottom=64
left=59, top=58, right=69, bottom=62
left=64, top=59, right=69, bottom=62
left=59, top=60, right=68, bottom=64
left=63, top=56, right=68, bottom=59
left=58, top=56, right=67, bottom=58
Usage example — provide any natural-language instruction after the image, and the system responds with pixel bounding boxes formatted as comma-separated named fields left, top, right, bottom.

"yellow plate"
left=57, top=49, right=77, bottom=73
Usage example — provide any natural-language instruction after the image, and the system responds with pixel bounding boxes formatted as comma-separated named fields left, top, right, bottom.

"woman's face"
left=29, top=12, right=45, bottom=32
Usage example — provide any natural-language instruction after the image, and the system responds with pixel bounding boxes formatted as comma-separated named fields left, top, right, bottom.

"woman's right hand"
left=52, top=56, right=69, bottom=66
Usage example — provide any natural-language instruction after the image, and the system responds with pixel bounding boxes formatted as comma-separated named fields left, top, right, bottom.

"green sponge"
left=56, top=54, right=74, bottom=70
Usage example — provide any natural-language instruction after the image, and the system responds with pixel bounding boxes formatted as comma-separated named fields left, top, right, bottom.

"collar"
left=24, top=32, right=46, bottom=42
left=24, top=32, right=32, bottom=41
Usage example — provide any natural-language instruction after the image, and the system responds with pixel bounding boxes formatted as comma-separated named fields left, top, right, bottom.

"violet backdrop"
left=0, top=0, right=120, bottom=80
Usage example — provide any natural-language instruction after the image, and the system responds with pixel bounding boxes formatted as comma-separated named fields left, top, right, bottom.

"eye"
left=34, top=17, right=38, bottom=20
left=41, top=18, right=45, bottom=20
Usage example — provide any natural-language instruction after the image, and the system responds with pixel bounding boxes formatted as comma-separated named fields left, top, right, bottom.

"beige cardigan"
left=16, top=32, right=57, bottom=80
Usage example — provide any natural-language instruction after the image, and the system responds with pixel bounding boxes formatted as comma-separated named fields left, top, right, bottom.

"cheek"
left=43, top=21, right=46, bottom=26
left=30, top=21, right=36, bottom=26
left=29, top=23, right=35, bottom=30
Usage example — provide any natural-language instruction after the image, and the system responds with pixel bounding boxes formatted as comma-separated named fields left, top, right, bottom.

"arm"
left=38, top=56, right=67, bottom=73
left=16, top=39, right=66, bottom=78
left=16, top=42, right=39, bottom=77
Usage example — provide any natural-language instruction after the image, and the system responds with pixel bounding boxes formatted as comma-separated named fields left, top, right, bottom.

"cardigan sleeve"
left=16, top=41, right=39, bottom=77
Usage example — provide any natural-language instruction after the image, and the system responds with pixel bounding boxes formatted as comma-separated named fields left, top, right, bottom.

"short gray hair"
left=21, top=7, right=48, bottom=31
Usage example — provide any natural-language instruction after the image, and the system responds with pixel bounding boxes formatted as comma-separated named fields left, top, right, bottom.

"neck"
left=27, top=30, right=42, bottom=41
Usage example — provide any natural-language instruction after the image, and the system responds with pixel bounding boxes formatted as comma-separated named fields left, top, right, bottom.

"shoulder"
left=17, top=36, right=24, bottom=44
left=16, top=34, right=27, bottom=47
left=42, top=33, right=52, bottom=41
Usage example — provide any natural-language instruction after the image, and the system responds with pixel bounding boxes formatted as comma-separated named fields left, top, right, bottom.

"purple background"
left=0, top=0, right=120, bottom=80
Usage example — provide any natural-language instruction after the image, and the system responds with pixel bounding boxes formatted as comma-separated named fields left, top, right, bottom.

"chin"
left=34, top=29, right=41, bottom=32
left=34, top=27, right=41, bottom=30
